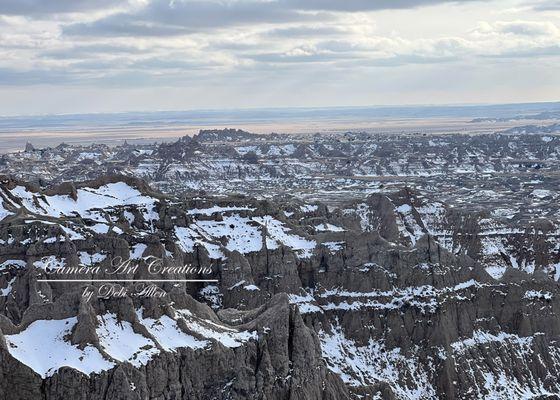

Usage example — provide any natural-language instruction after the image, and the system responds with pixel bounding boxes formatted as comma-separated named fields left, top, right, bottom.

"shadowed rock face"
left=1, top=173, right=560, bottom=399
left=2, top=126, right=559, bottom=211
left=1, top=292, right=349, bottom=400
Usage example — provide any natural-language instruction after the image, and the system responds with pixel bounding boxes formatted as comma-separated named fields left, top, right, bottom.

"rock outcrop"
left=1, top=175, right=560, bottom=399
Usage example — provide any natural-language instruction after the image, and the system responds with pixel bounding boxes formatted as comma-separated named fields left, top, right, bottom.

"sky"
left=0, top=0, right=558, bottom=116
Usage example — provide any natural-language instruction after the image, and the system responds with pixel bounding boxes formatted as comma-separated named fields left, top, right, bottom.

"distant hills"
left=0, top=101, right=558, bottom=132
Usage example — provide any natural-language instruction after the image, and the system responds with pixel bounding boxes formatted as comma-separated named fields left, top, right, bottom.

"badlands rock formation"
left=1, top=172, right=559, bottom=399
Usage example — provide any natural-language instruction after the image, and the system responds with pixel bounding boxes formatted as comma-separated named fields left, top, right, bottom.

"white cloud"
left=0, top=0, right=558, bottom=113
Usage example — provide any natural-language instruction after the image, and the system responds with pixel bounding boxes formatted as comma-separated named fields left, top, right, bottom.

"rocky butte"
left=0, top=124, right=559, bottom=399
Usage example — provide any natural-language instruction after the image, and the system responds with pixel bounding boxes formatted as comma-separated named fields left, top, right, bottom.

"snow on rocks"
left=78, top=252, right=107, bottom=266
left=96, top=313, right=159, bottom=367
left=300, top=204, right=318, bottom=213
left=174, top=225, right=225, bottom=259
left=523, top=290, right=553, bottom=300
left=253, top=216, right=316, bottom=258
left=0, top=199, right=12, bottom=221
left=174, top=309, right=257, bottom=348
left=485, top=265, right=507, bottom=280
left=0, top=259, right=26, bottom=270
left=319, top=323, right=437, bottom=397
left=186, top=205, right=255, bottom=216
left=4, top=305, right=258, bottom=379
left=174, top=214, right=317, bottom=259
left=288, top=293, right=323, bottom=314
left=315, top=223, right=345, bottom=232
left=450, top=330, right=533, bottom=353
left=32, top=255, right=65, bottom=271
left=321, top=241, right=345, bottom=253
left=0, top=277, right=16, bottom=296
left=136, top=310, right=208, bottom=352
left=195, top=215, right=262, bottom=254
left=129, top=243, right=147, bottom=260
left=5, top=318, right=114, bottom=378
left=199, top=285, right=222, bottom=309
left=9, top=182, right=159, bottom=223
left=394, top=203, right=425, bottom=245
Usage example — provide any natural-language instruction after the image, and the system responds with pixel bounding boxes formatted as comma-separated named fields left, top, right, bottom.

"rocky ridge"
left=1, top=174, right=560, bottom=399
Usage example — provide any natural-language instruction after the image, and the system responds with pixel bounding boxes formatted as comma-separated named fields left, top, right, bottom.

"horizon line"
left=1, top=100, right=559, bottom=119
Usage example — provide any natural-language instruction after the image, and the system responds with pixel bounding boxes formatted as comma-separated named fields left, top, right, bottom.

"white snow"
left=523, top=290, right=553, bottom=300
left=485, top=265, right=507, bottom=280
left=0, top=277, right=16, bottom=296
left=319, top=323, right=437, bottom=398
left=78, top=252, right=107, bottom=266
left=315, top=223, right=345, bottom=232
left=195, top=215, right=262, bottom=254
left=451, top=330, right=533, bottom=352
left=0, top=200, right=12, bottom=221
left=0, top=259, right=26, bottom=270
left=33, top=256, right=65, bottom=271
left=491, top=208, right=517, bottom=219
left=9, top=182, right=159, bottom=223
left=5, top=318, right=114, bottom=377
left=90, top=223, right=109, bottom=234
left=175, top=309, right=256, bottom=348
left=322, top=241, right=345, bottom=253
left=288, top=293, right=323, bottom=314
left=396, top=204, right=412, bottom=213
left=300, top=204, right=318, bottom=213
left=175, top=225, right=225, bottom=259
left=394, top=202, right=424, bottom=245
left=186, top=205, right=255, bottom=216
left=253, top=216, right=316, bottom=258
left=130, top=243, right=147, bottom=259
left=199, top=285, right=222, bottom=309
left=346, top=203, right=375, bottom=232
left=60, top=225, right=85, bottom=240
left=531, top=189, right=552, bottom=199
left=200, top=241, right=225, bottom=259
left=174, top=226, right=198, bottom=252
left=136, top=310, right=208, bottom=352
left=96, top=313, right=159, bottom=367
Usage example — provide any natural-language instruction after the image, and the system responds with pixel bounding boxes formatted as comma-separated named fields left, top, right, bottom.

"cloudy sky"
left=0, top=0, right=558, bottom=115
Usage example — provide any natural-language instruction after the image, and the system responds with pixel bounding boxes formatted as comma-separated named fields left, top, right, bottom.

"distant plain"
left=1, top=102, right=558, bottom=153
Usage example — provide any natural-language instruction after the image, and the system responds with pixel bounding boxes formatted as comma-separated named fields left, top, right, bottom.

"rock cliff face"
left=3, top=128, right=559, bottom=213
left=1, top=175, right=560, bottom=399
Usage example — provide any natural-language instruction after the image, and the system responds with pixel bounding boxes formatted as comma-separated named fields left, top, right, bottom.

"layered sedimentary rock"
left=1, top=175, right=559, bottom=399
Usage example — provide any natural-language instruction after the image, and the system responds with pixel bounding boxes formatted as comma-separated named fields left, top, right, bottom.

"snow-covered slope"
left=1, top=174, right=560, bottom=399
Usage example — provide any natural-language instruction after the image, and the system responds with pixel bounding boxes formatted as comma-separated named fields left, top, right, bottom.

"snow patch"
left=5, top=318, right=114, bottom=377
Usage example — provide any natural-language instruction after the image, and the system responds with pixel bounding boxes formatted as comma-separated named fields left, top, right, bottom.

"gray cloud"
left=282, top=0, right=476, bottom=12
left=129, top=57, right=224, bottom=71
left=64, top=18, right=194, bottom=37
left=369, top=54, right=459, bottom=66
left=0, top=64, right=210, bottom=87
left=263, top=26, right=346, bottom=38
left=248, top=51, right=355, bottom=64
left=64, top=1, right=315, bottom=37
left=41, top=44, right=146, bottom=60
left=482, top=44, right=560, bottom=58
left=63, top=0, right=477, bottom=37
left=248, top=49, right=459, bottom=66
left=0, top=0, right=478, bottom=20
left=528, top=0, right=560, bottom=11
left=0, top=0, right=558, bottom=115
left=494, top=20, right=559, bottom=36
left=0, top=67, right=73, bottom=85
left=0, top=0, right=118, bottom=16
